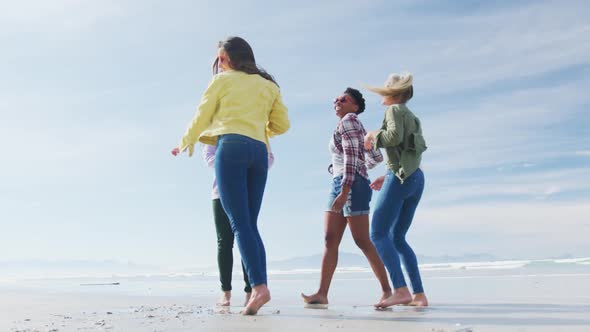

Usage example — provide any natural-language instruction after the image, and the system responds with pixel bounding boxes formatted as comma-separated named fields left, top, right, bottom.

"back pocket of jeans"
left=219, top=140, right=249, bottom=164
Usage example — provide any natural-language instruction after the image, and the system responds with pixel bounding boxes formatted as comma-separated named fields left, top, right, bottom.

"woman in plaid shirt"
left=301, top=88, right=392, bottom=308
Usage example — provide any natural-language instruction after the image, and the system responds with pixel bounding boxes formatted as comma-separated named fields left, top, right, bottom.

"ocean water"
left=2, top=257, right=589, bottom=306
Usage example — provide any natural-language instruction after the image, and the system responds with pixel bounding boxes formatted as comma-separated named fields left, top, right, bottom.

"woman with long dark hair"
left=172, top=36, right=290, bottom=315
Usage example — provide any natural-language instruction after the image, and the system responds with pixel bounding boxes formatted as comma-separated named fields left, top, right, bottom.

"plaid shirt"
left=332, top=113, right=383, bottom=187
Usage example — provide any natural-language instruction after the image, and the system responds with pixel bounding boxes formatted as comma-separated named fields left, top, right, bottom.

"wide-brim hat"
left=366, top=72, right=413, bottom=96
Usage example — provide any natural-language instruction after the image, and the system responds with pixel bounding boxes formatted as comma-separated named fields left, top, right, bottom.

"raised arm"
left=374, top=106, right=405, bottom=149
left=365, top=146, right=383, bottom=170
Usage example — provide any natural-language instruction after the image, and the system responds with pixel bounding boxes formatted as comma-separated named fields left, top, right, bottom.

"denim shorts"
left=326, top=174, right=372, bottom=217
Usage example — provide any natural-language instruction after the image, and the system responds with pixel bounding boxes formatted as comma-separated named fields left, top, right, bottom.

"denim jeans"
left=326, top=174, right=373, bottom=217
left=370, top=168, right=425, bottom=293
left=215, top=134, right=269, bottom=287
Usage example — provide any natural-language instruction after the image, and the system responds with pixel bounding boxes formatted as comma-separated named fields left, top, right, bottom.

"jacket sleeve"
left=365, top=146, right=383, bottom=170
left=340, top=116, right=360, bottom=187
left=374, top=106, right=404, bottom=149
left=267, top=92, right=290, bottom=137
left=179, top=76, right=223, bottom=156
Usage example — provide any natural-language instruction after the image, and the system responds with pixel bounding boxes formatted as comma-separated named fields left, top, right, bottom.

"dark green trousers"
left=213, top=199, right=252, bottom=292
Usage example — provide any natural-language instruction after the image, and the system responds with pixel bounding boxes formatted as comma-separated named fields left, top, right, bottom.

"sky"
left=0, top=0, right=589, bottom=271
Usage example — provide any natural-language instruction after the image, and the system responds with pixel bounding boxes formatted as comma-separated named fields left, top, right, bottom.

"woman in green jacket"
left=364, top=72, right=429, bottom=308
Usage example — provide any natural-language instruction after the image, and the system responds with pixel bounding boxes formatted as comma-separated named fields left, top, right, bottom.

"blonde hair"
left=366, top=72, right=414, bottom=102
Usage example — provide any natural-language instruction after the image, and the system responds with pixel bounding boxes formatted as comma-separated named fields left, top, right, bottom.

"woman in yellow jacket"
left=171, top=36, right=289, bottom=315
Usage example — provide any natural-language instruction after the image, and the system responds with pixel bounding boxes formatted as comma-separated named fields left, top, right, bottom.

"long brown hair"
left=212, top=36, right=278, bottom=86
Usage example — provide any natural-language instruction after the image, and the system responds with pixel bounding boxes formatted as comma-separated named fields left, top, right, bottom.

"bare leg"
left=301, top=212, right=347, bottom=305
left=347, top=215, right=392, bottom=304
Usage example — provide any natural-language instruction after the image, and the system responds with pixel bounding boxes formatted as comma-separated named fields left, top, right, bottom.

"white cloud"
left=1, top=0, right=588, bottom=264
left=418, top=200, right=590, bottom=234
left=254, top=0, right=590, bottom=110
left=412, top=200, right=590, bottom=258
left=421, top=77, right=590, bottom=173
left=0, top=0, right=125, bottom=32
left=423, top=167, right=590, bottom=205
left=375, top=1, right=590, bottom=95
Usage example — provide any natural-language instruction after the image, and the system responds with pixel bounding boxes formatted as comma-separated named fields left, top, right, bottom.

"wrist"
left=372, top=131, right=379, bottom=149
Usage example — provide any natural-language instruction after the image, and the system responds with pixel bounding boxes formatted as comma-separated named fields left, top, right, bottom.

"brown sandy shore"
left=2, top=289, right=590, bottom=332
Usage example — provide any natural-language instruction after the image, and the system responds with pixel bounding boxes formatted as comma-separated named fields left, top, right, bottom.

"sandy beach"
left=3, top=258, right=590, bottom=331
left=3, top=0, right=590, bottom=330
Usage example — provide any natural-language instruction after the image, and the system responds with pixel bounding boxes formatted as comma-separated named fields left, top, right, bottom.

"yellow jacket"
left=179, top=70, right=290, bottom=156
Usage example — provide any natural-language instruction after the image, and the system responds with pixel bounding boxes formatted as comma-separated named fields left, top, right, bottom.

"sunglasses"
left=333, top=95, right=356, bottom=105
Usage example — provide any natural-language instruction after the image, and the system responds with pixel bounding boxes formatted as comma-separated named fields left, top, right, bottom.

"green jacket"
left=374, top=104, right=427, bottom=182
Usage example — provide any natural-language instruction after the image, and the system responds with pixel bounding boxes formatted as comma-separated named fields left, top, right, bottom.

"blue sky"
left=1, top=0, right=589, bottom=270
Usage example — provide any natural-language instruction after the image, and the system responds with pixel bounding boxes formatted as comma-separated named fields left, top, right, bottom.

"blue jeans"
left=370, top=168, right=425, bottom=293
left=215, top=134, right=269, bottom=287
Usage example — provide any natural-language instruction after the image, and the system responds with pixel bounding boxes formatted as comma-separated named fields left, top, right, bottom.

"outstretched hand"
left=171, top=147, right=184, bottom=156
left=370, top=176, right=386, bottom=191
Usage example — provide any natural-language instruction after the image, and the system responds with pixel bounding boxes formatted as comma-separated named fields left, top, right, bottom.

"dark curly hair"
left=344, top=87, right=366, bottom=114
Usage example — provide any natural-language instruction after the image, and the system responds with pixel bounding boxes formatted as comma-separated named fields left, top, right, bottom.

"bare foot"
left=244, top=292, right=252, bottom=307
left=374, top=287, right=412, bottom=309
left=216, top=291, right=231, bottom=307
left=408, top=293, right=428, bottom=307
left=375, top=289, right=393, bottom=306
left=242, top=286, right=270, bottom=315
left=300, top=292, right=329, bottom=305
